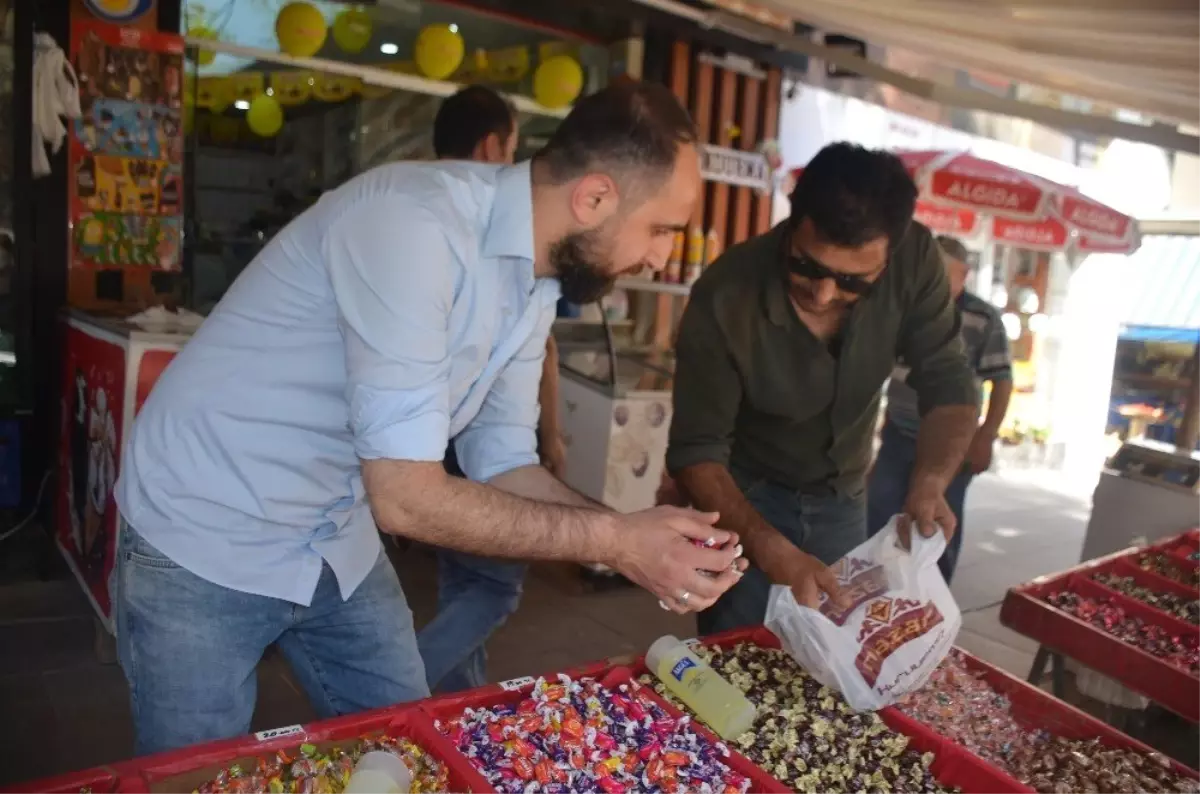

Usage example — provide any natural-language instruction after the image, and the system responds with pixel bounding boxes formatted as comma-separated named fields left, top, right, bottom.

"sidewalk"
left=0, top=467, right=1165, bottom=786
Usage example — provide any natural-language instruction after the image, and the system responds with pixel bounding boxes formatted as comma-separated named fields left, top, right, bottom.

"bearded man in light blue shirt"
left=114, top=82, right=745, bottom=755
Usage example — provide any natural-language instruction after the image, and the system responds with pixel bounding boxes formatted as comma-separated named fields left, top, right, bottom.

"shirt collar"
left=482, top=161, right=535, bottom=262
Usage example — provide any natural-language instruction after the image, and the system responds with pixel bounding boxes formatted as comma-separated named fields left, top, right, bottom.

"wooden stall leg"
left=1050, top=650, right=1066, bottom=698
left=1027, top=645, right=1050, bottom=685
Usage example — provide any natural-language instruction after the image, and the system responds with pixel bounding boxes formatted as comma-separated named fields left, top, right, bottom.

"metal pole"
left=1171, top=340, right=1200, bottom=453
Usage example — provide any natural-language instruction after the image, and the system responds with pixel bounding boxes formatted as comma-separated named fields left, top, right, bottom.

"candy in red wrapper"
left=435, top=674, right=751, bottom=794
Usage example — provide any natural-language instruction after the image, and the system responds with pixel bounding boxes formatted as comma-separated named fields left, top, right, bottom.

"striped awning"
left=1120, top=235, right=1200, bottom=330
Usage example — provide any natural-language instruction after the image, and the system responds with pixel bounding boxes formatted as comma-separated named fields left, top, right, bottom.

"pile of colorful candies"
left=436, top=674, right=751, bottom=794
left=1094, top=572, right=1200, bottom=624
left=897, top=651, right=1046, bottom=774
left=639, top=643, right=950, bottom=792
left=1045, top=591, right=1200, bottom=672
left=192, top=736, right=448, bottom=793
left=1008, top=737, right=1199, bottom=794
left=1138, top=552, right=1200, bottom=587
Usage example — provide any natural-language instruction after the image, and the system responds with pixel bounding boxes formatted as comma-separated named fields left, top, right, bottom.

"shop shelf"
left=1002, top=564, right=1200, bottom=722
left=127, top=708, right=476, bottom=793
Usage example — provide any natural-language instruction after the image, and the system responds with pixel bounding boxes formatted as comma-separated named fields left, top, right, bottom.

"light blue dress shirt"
left=115, top=161, right=561, bottom=606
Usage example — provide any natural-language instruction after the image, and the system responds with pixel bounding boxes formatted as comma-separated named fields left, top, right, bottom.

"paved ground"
left=0, top=470, right=1193, bottom=786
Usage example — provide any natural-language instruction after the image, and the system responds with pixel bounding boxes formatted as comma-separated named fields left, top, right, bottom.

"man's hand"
left=760, top=536, right=845, bottom=609
left=608, top=506, right=747, bottom=614
left=963, top=429, right=995, bottom=474
left=540, top=431, right=568, bottom=479
left=897, top=477, right=956, bottom=550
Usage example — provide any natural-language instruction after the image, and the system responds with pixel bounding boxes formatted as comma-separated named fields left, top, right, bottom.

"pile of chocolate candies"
left=897, top=652, right=1200, bottom=794
left=1045, top=590, right=1200, bottom=672
left=192, top=736, right=448, bottom=793
left=1094, top=572, right=1200, bottom=624
left=436, top=674, right=751, bottom=794
left=1138, top=552, right=1200, bottom=587
left=638, top=643, right=948, bottom=793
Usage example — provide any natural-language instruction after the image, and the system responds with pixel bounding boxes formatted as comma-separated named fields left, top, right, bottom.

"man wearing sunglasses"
left=667, top=142, right=980, bottom=632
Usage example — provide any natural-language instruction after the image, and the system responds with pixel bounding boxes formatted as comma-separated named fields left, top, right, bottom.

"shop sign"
left=701, top=145, right=771, bottom=192
left=82, top=0, right=155, bottom=24
left=992, top=216, right=1069, bottom=250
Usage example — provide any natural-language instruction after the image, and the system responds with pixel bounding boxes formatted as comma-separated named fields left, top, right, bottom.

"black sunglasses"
left=783, top=247, right=878, bottom=297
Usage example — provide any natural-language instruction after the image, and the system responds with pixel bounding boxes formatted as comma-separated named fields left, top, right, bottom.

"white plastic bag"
left=765, top=517, right=961, bottom=711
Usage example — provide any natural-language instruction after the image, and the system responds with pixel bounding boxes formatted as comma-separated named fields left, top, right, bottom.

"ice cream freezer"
left=54, top=309, right=195, bottom=633
left=556, top=344, right=674, bottom=516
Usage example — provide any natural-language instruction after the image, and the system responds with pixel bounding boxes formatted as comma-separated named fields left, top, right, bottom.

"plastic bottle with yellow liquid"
left=683, top=226, right=706, bottom=285
left=645, top=635, right=756, bottom=740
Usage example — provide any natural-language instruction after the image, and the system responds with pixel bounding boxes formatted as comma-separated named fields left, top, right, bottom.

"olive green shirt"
left=667, top=222, right=978, bottom=493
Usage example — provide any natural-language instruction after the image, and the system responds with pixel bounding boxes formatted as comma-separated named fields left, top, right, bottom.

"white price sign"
left=255, top=724, right=305, bottom=742
left=499, top=676, right=536, bottom=692
left=700, top=145, right=771, bottom=192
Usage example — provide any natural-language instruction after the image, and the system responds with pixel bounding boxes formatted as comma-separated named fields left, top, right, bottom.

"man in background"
left=415, top=85, right=563, bottom=693
left=867, top=235, right=1013, bottom=583
left=667, top=142, right=979, bottom=633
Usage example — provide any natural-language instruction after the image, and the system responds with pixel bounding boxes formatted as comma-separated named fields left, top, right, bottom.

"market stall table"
left=1000, top=529, right=1200, bottom=722
left=8, top=626, right=1198, bottom=793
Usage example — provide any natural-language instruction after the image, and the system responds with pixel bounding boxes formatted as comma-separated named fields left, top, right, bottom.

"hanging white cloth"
left=31, top=32, right=80, bottom=178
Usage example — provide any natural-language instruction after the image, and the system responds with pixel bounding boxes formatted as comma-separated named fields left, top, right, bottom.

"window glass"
left=183, top=0, right=606, bottom=311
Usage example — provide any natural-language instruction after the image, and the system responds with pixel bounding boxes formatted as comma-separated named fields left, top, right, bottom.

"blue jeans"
left=866, top=422, right=972, bottom=583
left=417, top=551, right=526, bottom=692
left=115, top=524, right=429, bottom=756
left=698, top=469, right=867, bottom=635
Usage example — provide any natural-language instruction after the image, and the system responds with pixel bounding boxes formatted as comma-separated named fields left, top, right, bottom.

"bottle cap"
left=345, top=750, right=412, bottom=793
left=645, top=634, right=682, bottom=672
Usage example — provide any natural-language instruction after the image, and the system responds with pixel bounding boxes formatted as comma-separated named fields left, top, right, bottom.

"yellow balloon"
left=332, top=7, right=373, bottom=54
left=413, top=24, right=464, bottom=80
left=188, top=24, right=217, bottom=66
left=246, top=93, right=283, bottom=137
left=533, top=55, right=584, bottom=109
left=276, top=2, right=327, bottom=58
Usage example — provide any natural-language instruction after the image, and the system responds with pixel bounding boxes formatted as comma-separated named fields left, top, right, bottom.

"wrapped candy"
left=1138, top=553, right=1200, bottom=588
left=435, top=674, right=751, bottom=794
left=1045, top=591, right=1199, bottom=672
left=897, top=651, right=1046, bottom=773
left=639, top=643, right=949, bottom=792
left=192, top=736, right=448, bottom=794
left=1008, top=737, right=1198, bottom=794
left=1094, top=572, right=1199, bottom=625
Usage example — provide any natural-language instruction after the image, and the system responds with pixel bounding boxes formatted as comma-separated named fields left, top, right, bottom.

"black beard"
left=551, top=229, right=617, bottom=305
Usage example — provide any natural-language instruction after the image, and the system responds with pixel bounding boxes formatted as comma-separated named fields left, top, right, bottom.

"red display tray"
left=624, top=626, right=1021, bottom=794
left=0, top=766, right=121, bottom=794
left=420, top=666, right=786, bottom=794
left=1001, top=530, right=1200, bottom=722
left=106, top=710, right=487, bottom=794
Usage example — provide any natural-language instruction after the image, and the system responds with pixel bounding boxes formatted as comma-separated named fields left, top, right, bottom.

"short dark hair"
left=532, top=81, right=698, bottom=188
left=790, top=142, right=917, bottom=248
left=433, top=85, right=515, bottom=159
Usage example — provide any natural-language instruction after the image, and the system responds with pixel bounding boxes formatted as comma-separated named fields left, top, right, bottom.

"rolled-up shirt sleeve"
left=324, top=196, right=456, bottom=462
left=977, top=308, right=1014, bottom=382
left=901, top=230, right=980, bottom=416
left=666, top=286, right=743, bottom=474
left=455, top=304, right=554, bottom=482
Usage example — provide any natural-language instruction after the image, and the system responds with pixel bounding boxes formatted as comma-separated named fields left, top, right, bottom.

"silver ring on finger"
left=679, top=590, right=690, bottom=605
left=658, top=599, right=671, bottom=610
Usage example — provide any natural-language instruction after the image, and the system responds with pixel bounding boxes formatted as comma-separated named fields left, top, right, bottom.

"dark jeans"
left=697, top=468, right=867, bottom=635
left=866, top=422, right=972, bottom=583
left=415, top=445, right=526, bottom=692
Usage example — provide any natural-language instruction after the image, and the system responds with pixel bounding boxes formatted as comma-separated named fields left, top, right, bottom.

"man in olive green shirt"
left=667, top=142, right=979, bottom=633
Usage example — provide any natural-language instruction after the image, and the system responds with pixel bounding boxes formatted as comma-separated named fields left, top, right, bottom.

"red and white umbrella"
left=787, top=155, right=1139, bottom=255
left=897, top=150, right=1140, bottom=255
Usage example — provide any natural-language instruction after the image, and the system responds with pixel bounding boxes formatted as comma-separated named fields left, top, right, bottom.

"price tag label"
left=499, top=676, right=536, bottom=692
left=254, top=724, right=305, bottom=742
